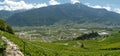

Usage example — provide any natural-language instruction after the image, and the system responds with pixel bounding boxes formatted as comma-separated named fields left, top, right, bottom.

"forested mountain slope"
left=7, top=3, right=120, bottom=26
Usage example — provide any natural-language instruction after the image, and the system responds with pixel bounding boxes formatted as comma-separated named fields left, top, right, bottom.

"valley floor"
left=1, top=28, right=120, bottom=56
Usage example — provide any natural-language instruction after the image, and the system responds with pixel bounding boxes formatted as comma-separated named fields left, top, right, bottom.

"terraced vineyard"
left=1, top=30, right=120, bottom=56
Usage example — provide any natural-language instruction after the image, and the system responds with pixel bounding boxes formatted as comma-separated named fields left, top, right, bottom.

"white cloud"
left=0, top=0, right=47, bottom=11
left=49, top=0, right=60, bottom=5
left=71, top=0, right=80, bottom=4
left=33, top=3, right=48, bottom=8
left=85, top=3, right=112, bottom=11
left=91, top=5, right=111, bottom=11
left=85, top=3, right=120, bottom=14
left=114, top=8, right=120, bottom=14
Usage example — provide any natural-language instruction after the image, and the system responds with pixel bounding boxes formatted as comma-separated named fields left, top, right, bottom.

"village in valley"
left=15, top=26, right=110, bottom=42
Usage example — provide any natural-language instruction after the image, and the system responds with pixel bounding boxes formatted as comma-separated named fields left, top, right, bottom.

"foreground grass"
left=0, top=38, right=3, bottom=56
left=0, top=32, right=5, bottom=56
left=1, top=30, right=120, bottom=56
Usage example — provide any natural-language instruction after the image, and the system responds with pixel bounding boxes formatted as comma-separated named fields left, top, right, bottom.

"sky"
left=0, top=0, right=120, bottom=14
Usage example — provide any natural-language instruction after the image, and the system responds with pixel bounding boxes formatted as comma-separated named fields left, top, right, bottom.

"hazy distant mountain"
left=6, top=3, right=120, bottom=27
left=0, top=10, right=25, bottom=19
left=0, top=10, right=13, bottom=19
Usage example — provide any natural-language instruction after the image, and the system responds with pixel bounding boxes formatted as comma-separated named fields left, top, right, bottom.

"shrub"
left=0, top=19, right=14, bottom=34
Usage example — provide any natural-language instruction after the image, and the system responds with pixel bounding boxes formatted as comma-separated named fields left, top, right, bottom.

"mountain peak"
left=6, top=3, right=120, bottom=27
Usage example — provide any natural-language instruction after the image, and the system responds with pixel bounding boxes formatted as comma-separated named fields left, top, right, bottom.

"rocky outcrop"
left=1, top=36, right=24, bottom=56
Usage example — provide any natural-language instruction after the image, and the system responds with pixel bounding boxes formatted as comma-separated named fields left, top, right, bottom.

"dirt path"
left=1, top=36, right=24, bottom=56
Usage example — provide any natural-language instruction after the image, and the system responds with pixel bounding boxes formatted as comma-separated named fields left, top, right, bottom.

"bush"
left=76, top=31, right=99, bottom=40
left=0, top=19, right=14, bottom=34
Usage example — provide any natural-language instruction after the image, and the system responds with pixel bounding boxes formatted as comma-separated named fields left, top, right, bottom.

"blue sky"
left=0, top=0, right=120, bottom=13
left=13, top=0, right=120, bottom=7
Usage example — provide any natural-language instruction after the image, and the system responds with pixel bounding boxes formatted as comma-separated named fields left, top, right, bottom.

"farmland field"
left=1, top=27, right=120, bottom=56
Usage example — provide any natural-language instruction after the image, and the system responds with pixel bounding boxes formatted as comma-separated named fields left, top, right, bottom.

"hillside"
left=7, top=3, right=120, bottom=27
left=0, top=10, right=13, bottom=19
left=0, top=10, right=25, bottom=19
left=1, top=30, right=120, bottom=56
left=0, top=19, right=14, bottom=34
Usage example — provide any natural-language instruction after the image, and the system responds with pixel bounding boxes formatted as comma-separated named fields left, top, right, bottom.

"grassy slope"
left=101, top=33, right=120, bottom=49
left=1, top=30, right=120, bottom=56
left=0, top=31, right=4, bottom=56
left=0, top=37, right=3, bottom=56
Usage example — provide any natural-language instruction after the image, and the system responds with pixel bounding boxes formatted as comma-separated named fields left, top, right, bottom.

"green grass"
left=99, top=32, right=120, bottom=49
left=0, top=32, right=4, bottom=56
left=0, top=38, right=3, bottom=56
left=1, top=30, right=120, bottom=56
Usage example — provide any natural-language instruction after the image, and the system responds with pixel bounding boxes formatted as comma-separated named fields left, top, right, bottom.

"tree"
left=0, top=19, right=7, bottom=31
left=0, top=19, right=14, bottom=34
left=6, top=26, right=14, bottom=34
left=81, top=43, right=84, bottom=48
left=76, top=31, right=99, bottom=40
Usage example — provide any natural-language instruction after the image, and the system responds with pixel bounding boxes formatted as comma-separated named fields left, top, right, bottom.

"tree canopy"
left=76, top=31, right=99, bottom=40
left=0, top=19, right=14, bottom=34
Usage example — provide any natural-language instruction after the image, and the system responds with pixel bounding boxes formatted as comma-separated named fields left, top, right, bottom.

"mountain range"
left=0, top=10, right=25, bottom=19
left=1, top=3, right=120, bottom=27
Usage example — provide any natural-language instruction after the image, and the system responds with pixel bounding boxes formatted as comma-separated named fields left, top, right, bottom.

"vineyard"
left=1, top=0, right=120, bottom=56
left=0, top=30, right=120, bottom=56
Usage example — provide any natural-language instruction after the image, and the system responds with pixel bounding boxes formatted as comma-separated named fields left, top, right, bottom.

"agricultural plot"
left=1, top=29, right=120, bottom=56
